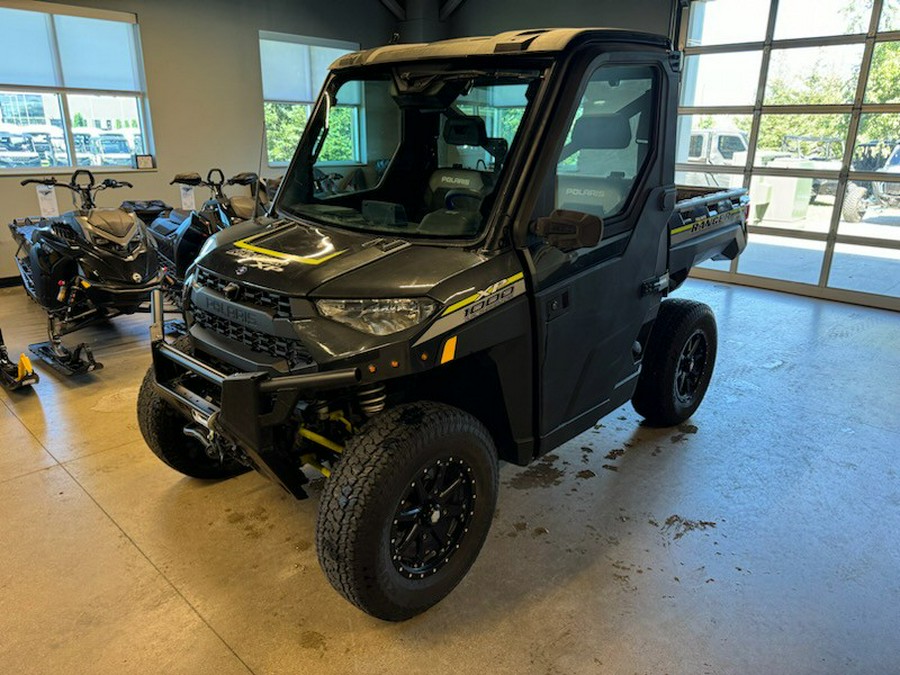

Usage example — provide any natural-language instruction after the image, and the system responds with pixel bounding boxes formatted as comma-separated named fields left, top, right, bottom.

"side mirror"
left=532, top=209, right=603, bottom=252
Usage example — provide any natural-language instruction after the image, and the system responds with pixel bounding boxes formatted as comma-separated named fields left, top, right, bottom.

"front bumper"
left=148, top=290, right=359, bottom=496
left=86, top=274, right=161, bottom=311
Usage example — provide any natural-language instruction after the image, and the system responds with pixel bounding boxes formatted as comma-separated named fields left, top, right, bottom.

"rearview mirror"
left=532, top=209, right=603, bottom=252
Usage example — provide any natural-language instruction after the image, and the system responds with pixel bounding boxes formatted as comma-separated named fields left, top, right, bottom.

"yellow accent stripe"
left=440, top=335, right=458, bottom=364
left=234, top=239, right=345, bottom=265
left=441, top=272, right=525, bottom=316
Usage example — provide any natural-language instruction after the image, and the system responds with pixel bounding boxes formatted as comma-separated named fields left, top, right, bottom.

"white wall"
left=0, top=0, right=395, bottom=278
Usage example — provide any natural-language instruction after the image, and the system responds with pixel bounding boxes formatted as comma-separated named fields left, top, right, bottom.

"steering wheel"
left=444, top=189, right=482, bottom=211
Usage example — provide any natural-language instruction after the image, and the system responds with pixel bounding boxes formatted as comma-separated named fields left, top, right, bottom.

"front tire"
left=315, top=401, right=498, bottom=621
left=137, top=336, right=248, bottom=479
left=632, top=299, right=718, bottom=427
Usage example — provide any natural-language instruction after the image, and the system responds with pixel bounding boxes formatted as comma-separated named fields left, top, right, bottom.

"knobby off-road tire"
left=841, top=185, right=867, bottom=223
left=137, top=336, right=248, bottom=479
left=632, top=298, right=718, bottom=427
left=316, top=401, right=499, bottom=621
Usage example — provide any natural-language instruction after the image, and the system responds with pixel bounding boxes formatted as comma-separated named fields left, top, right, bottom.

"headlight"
left=316, top=298, right=437, bottom=335
left=197, top=234, right=219, bottom=261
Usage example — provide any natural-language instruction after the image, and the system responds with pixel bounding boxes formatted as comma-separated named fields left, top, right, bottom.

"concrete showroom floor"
left=0, top=278, right=898, bottom=675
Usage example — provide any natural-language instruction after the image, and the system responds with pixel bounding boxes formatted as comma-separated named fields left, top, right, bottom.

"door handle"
left=546, top=289, right=570, bottom=320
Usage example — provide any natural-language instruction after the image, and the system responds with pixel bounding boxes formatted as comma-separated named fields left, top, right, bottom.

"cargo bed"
left=668, top=186, right=749, bottom=289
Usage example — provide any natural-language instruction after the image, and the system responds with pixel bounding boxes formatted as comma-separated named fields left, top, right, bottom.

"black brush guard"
left=148, top=290, right=360, bottom=496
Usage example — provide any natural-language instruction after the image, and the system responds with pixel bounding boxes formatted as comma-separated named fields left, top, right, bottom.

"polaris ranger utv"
left=138, top=28, right=748, bottom=621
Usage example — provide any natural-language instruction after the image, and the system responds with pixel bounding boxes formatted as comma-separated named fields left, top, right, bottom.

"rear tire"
left=316, top=401, right=498, bottom=621
left=632, top=299, right=717, bottom=427
left=137, top=336, right=248, bottom=479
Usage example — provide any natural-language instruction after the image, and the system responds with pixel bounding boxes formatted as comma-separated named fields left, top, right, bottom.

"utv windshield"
left=277, top=67, right=542, bottom=239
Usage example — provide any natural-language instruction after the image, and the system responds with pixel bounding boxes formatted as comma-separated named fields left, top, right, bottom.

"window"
left=554, top=65, right=657, bottom=220
left=688, top=134, right=704, bottom=159
left=0, top=4, right=150, bottom=170
left=678, top=0, right=900, bottom=308
left=277, top=70, right=537, bottom=239
left=259, top=32, right=359, bottom=166
left=717, top=133, right=747, bottom=161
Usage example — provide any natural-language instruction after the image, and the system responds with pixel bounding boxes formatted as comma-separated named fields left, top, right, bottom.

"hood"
left=198, top=217, right=485, bottom=298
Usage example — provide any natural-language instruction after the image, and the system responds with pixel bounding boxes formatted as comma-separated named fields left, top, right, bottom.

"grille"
left=882, top=182, right=900, bottom=196
left=196, top=268, right=292, bottom=318
left=191, top=307, right=313, bottom=369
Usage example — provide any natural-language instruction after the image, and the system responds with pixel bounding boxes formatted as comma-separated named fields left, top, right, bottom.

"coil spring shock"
left=357, top=383, right=386, bottom=417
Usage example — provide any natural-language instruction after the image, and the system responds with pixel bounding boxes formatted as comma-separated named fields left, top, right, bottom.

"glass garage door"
left=678, top=0, right=900, bottom=311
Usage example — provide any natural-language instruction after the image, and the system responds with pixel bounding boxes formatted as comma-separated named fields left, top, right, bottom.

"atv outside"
left=777, top=135, right=868, bottom=223
left=138, top=28, right=749, bottom=621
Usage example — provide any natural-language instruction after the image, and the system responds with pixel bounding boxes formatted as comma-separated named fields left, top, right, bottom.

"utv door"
left=521, top=54, right=678, bottom=453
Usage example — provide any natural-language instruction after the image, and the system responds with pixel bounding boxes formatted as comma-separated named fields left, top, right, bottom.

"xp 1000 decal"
left=414, top=272, right=525, bottom=345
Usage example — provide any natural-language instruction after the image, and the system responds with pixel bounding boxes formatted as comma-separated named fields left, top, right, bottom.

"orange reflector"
left=440, top=336, right=458, bottom=364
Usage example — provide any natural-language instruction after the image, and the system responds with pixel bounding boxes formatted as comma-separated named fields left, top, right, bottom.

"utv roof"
left=331, top=28, right=670, bottom=70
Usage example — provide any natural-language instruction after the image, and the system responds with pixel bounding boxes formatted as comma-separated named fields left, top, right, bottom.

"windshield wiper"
left=396, top=69, right=541, bottom=84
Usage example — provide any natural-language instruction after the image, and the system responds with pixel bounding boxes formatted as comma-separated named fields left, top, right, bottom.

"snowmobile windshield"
left=276, top=67, right=544, bottom=240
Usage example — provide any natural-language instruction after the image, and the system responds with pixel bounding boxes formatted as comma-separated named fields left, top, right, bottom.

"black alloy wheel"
left=632, top=298, right=718, bottom=427
left=390, top=456, right=477, bottom=580
left=674, top=329, right=709, bottom=406
left=316, top=401, right=499, bottom=621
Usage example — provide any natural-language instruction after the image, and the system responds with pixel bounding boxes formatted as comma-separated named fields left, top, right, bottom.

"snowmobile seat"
left=230, top=196, right=256, bottom=220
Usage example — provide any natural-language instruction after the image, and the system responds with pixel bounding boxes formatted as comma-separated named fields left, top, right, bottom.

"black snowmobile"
left=8, top=169, right=159, bottom=375
left=0, top=328, right=39, bottom=390
left=147, top=169, right=272, bottom=308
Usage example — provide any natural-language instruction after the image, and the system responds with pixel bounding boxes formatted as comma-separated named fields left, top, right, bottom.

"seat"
left=555, top=112, right=637, bottom=218
left=424, top=168, right=490, bottom=212
left=149, top=209, right=191, bottom=237
left=230, top=196, right=256, bottom=220
left=556, top=174, right=630, bottom=218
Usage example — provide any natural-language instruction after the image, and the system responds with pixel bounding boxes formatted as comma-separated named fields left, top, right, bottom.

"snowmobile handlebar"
left=21, top=170, right=132, bottom=210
